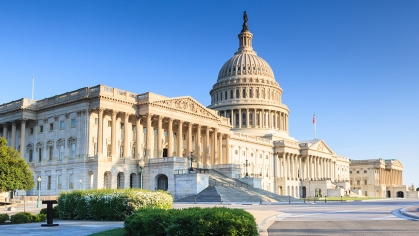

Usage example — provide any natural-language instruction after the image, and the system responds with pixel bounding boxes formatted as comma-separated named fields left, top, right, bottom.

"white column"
left=111, top=110, right=117, bottom=157
left=97, top=108, right=104, bottom=156
left=11, top=122, right=16, bottom=149
left=178, top=121, right=184, bottom=157
left=187, top=122, right=192, bottom=155
left=135, top=116, right=142, bottom=159
left=167, top=118, right=173, bottom=156
left=195, top=125, right=201, bottom=163
left=225, top=134, right=230, bottom=164
left=123, top=113, right=130, bottom=158
left=157, top=116, right=163, bottom=157
left=20, top=119, right=26, bottom=158
left=145, top=113, right=153, bottom=159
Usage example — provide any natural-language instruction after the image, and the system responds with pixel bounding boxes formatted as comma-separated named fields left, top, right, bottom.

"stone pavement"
left=400, top=206, right=419, bottom=219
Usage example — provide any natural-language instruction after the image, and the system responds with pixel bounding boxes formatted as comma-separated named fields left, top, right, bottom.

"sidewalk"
left=400, top=206, right=419, bottom=220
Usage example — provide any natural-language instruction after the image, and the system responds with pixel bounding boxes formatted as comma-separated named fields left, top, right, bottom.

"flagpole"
left=313, top=113, right=316, bottom=140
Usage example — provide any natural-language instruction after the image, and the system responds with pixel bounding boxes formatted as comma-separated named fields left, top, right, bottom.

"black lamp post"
left=189, top=151, right=195, bottom=172
left=139, top=159, right=145, bottom=189
left=243, top=159, right=250, bottom=178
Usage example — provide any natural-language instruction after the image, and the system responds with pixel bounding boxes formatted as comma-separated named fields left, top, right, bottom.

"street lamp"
left=188, top=151, right=195, bottom=173
left=243, top=159, right=250, bottom=178
left=36, top=176, right=41, bottom=208
left=79, top=179, right=82, bottom=190
left=138, top=159, right=145, bottom=189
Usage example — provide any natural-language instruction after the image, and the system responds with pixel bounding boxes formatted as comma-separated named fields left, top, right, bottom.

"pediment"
left=149, top=96, right=220, bottom=121
left=307, top=140, right=334, bottom=154
left=391, top=159, right=404, bottom=168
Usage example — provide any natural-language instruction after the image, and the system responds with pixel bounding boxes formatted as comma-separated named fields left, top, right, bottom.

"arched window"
left=249, top=113, right=253, bottom=126
left=267, top=89, right=270, bottom=100
left=256, top=89, right=259, bottom=98
left=242, top=113, right=246, bottom=126
left=250, top=88, right=253, bottom=98
left=243, top=88, right=246, bottom=98
left=236, top=89, right=240, bottom=98
left=216, top=93, right=218, bottom=102
left=220, top=92, right=223, bottom=101
left=235, top=113, right=239, bottom=127
left=261, top=89, right=265, bottom=99
left=225, top=91, right=228, bottom=100
left=230, top=90, right=233, bottom=99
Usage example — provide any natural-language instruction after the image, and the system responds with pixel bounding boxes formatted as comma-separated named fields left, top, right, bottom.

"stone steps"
left=176, top=169, right=301, bottom=203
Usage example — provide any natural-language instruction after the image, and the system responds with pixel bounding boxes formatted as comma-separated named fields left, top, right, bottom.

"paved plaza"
left=0, top=199, right=418, bottom=235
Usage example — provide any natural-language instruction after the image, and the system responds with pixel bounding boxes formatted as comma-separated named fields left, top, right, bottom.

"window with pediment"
left=46, top=140, right=54, bottom=161
left=57, top=138, right=65, bottom=160
left=27, top=143, right=34, bottom=162
left=68, top=136, right=76, bottom=158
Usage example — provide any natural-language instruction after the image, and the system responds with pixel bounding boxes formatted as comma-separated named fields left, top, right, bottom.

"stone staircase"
left=176, top=169, right=301, bottom=203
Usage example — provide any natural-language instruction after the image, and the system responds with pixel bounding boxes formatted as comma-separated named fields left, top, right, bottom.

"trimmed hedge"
left=10, top=212, right=46, bottom=224
left=0, top=213, right=9, bottom=223
left=58, top=189, right=173, bottom=221
left=40, top=205, right=60, bottom=219
left=124, top=207, right=258, bottom=236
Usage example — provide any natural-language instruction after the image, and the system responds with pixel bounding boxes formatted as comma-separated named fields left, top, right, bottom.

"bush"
left=10, top=212, right=31, bottom=224
left=0, top=213, right=9, bottom=223
left=10, top=212, right=46, bottom=224
left=124, top=207, right=258, bottom=236
left=40, top=205, right=60, bottom=219
left=58, top=189, right=173, bottom=221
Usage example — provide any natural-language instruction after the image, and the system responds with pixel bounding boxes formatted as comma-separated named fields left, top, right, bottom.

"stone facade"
left=349, top=159, right=416, bottom=198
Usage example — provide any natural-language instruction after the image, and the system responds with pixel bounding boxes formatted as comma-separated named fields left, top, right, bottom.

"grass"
left=88, top=227, right=126, bottom=236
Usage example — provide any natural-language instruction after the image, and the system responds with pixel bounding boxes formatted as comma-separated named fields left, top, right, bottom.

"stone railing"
left=0, top=98, right=37, bottom=113
left=231, top=132, right=273, bottom=145
left=149, top=156, right=188, bottom=164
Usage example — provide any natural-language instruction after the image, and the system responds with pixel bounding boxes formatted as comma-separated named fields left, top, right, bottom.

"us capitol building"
left=1, top=13, right=411, bottom=200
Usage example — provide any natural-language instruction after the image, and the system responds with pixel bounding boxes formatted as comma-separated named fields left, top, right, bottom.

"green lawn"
left=88, top=227, right=125, bottom=236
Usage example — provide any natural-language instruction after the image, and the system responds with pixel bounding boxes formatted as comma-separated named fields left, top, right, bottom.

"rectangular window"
left=173, top=132, right=177, bottom=139
left=29, top=149, right=33, bottom=162
left=266, top=155, right=268, bottom=159
left=59, top=145, right=64, bottom=160
left=47, top=176, right=51, bottom=190
left=364, top=180, right=367, bottom=185
left=30, top=127, right=34, bottom=135
left=143, top=149, right=146, bottom=157
left=182, top=134, right=185, bottom=140
left=48, top=147, right=53, bottom=161
left=69, top=173, right=74, bottom=189
left=350, top=171, right=352, bottom=174
left=95, top=118, right=98, bottom=125
left=154, top=129, right=157, bottom=135
left=192, top=136, right=195, bottom=141
left=108, top=121, right=112, bottom=127
left=57, top=175, right=62, bottom=189
left=120, top=146, right=124, bottom=158
left=143, top=128, right=147, bottom=133
left=39, top=125, right=43, bottom=133
left=356, top=171, right=360, bottom=174
left=121, top=123, right=125, bottom=130
left=131, top=147, right=135, bottom=158
left=71, top=119, right=76, bottom=127
left=93, top=143, right=97, bottom=155
left=357, top=180, right=360, bottom=185
left=49, top=123, right=54, bottom=131
left=364, top=170, right=367, bottom=174
left=164, top=130, right=168, bottom=136
left=60, top=121, right=65, bottom=129
left=71, top=143, right=76, bottom=158
left=132, top=125, right=136, bottom=132
left=38, top=148, right=42, bottom=162
left=107, top=145, right=111, bottom=157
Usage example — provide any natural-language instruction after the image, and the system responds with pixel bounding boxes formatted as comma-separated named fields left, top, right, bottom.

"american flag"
left=312, top=113, right=316, bottom=124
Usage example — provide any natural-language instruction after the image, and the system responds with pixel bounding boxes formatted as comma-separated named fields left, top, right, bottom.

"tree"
left=0, top=137, right=34, bottom=192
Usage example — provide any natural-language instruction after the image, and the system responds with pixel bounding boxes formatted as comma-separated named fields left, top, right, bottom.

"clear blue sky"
left=1, top=1, right=418, bottom=187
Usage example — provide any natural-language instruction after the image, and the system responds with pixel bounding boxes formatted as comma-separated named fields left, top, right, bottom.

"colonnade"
left=276, top=153, right=337, bottom=181
left=218, top=109, right=288, bottom=131
left=378, top=168, right=403, bottom=186
left=95, top=108, right=231, bottom=167
left=212, top=86, right=281, bottom=104
left=1, top=119, right=27, bottom=158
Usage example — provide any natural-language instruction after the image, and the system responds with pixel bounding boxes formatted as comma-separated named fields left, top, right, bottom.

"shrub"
left=10, top=212, right=46, bottom=224
left=10, top=212, right=31, bottom=224
left=58, top=189, right=173, bottom=221
left=0, top=213, right=9, bottom=223
left=40, top=205, right=60, bottom=219
left=124, top=207, right=258, bottom=236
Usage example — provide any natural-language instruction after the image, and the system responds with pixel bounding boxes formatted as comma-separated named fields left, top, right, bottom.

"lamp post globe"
left=79, top=179, right=82, bottom=190
left=139, top=159, right=145, bottom=189
left=36, top=176, right=41, bottom=208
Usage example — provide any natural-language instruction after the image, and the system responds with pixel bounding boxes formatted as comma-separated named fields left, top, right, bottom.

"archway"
left=397, top=191, right=404, bottom=198
left=279, top=186, right=283, bottom=195
left=302, top=186, right=307, bottom=198
left=103, top=171, right=111, bottom=189
left=315, top=188, right=322, bottom=197
left=157, top=175, right=168, bottom=191
left=117, top=172, right=125, bottom=189
left=387, top=190, right=391, bottom=198
left=163, top=148, right=168, bottom=157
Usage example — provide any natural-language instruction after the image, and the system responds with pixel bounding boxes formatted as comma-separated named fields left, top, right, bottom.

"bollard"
left=341, top=196, right=343, bottom=202
left=325, top=196, right=327, bottom=203
left=314, top=197, right=316, bottom=203
left=260, top=197, right=262, bottom=205
left=289, top=196, right=291, bottom=204
left=304, top=198, right=306, bottom=203
left=194, top=194, right=197, bottom=204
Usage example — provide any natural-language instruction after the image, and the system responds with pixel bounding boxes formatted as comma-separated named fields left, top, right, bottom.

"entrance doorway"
left=387, top=190, right=391, bottom=198
left=302, top=186, right=307, bottom=198
left=157, top=175, right=168, bottom=191
left=397, top=191, right=404, bottom=198
left=163, top=148, right=168, bottom=157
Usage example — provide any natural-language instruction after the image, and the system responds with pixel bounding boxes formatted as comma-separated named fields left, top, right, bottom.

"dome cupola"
left=208, top=12, right=291, bottom=139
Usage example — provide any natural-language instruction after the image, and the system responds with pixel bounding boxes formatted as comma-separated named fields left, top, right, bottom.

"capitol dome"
left=208, top=12, right=291, bottom=139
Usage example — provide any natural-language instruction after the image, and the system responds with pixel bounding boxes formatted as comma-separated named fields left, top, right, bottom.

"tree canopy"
left=0, top=137, right=34, bottom=192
